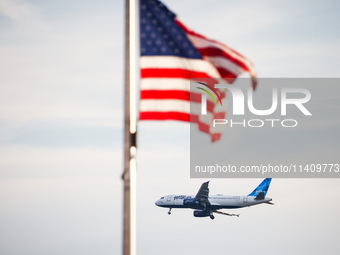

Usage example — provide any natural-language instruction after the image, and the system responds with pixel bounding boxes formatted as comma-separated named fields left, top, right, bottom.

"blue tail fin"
left=248, top=178, right=272, bottom=197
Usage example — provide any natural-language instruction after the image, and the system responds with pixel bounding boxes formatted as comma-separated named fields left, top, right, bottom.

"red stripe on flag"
left=141, top=68, right=213, bottom=79
left=140, top=90, right=216, bottom=112
left=213, top=111, right=226, bottom=119
left=141, top=90, right=190, bottom=100
left=190, top=115, right=213, bottom=135
left=198, top=48, right=250, bottom=73
left=176, top=19, right=249, bottom=66
left=140, top=90, right=210, bottom=103
left=211, top=133, right=222, bottom=142
left=215, top=67, right=238, bottom=80
left=175, top=18, right=257, bottom=90
left=140, top=111, right=190, bottom=122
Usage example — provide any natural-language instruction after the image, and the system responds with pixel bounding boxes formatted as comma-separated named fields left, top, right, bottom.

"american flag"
left=139, top=0, right=256, bottom=142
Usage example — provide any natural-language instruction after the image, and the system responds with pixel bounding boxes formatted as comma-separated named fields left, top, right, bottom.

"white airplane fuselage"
left=155, top=194, right=272, bottom=209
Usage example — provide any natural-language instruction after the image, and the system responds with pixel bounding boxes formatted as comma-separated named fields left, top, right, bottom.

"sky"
left=0, top=0, right=340, bottom=255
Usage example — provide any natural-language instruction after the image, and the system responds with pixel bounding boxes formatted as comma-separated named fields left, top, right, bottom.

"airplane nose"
left=155, top=199, right=164, bottom=207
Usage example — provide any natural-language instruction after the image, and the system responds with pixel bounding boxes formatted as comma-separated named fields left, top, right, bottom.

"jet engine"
left=193, top=210, right=210, bottom=217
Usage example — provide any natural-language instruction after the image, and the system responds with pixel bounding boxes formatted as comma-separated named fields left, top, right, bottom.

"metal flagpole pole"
left=123, top=0, right=137, bottom=255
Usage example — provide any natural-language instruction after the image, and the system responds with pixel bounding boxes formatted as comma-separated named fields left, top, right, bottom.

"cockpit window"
left=160, top=197, right=164, bottom=199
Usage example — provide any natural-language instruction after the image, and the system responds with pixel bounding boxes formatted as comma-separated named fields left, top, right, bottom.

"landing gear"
left=168, top=208, right=172, bottom=215
left=210, top=214, right=215, bottom=220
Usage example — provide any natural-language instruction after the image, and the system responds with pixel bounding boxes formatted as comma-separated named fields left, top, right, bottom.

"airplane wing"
left=213, top=210, right=239, bottom=217
left=195, top=181, right=210, bottom=207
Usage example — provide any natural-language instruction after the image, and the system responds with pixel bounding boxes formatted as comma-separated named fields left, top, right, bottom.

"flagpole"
left=123, top=0, right=137, bottom=255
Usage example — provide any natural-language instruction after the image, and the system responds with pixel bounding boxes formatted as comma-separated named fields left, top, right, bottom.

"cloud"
left=0, top=177, right=123, bottom=255
left=0, top=0, right=47, bottom=30
left=0, top=144, right=122, bottom=179
left=0, top=0, right=36, bottom=21
left=0, top=0, right=123, bottom=127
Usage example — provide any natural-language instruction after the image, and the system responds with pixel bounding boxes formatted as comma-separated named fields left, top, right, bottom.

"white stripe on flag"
left=140, top=78, right=190, bottom=91
left=140, top=56, right=221, bottom=78
left=204, top=56, right=244, bottom=76
left=140, top=99, right=191, bottom=113
left=187, top=34, right=256, bottom=75
left=140, top=99, right=226, bottom=115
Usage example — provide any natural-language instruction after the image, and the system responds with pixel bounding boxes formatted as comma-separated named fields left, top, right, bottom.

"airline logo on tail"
left=248, top=178, right=272, bottom=197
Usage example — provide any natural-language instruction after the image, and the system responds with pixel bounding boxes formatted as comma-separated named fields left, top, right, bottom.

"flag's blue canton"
left=140, top=0, right=202, bottom=59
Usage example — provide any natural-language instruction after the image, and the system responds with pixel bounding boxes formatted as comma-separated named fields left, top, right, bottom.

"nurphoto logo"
left=197, top=82, right=312, bottom=128
left=196, top=82, right=223, bottom=115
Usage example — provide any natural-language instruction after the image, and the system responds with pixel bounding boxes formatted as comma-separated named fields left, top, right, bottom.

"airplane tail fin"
left=248, top=178, right=272, bottom=198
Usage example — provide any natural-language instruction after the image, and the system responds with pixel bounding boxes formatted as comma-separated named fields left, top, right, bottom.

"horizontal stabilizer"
left=254, top=191, right=265, bottom=200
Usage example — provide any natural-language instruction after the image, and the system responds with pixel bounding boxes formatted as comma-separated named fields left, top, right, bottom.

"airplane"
left=155, top=178, right=273, bottom=219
